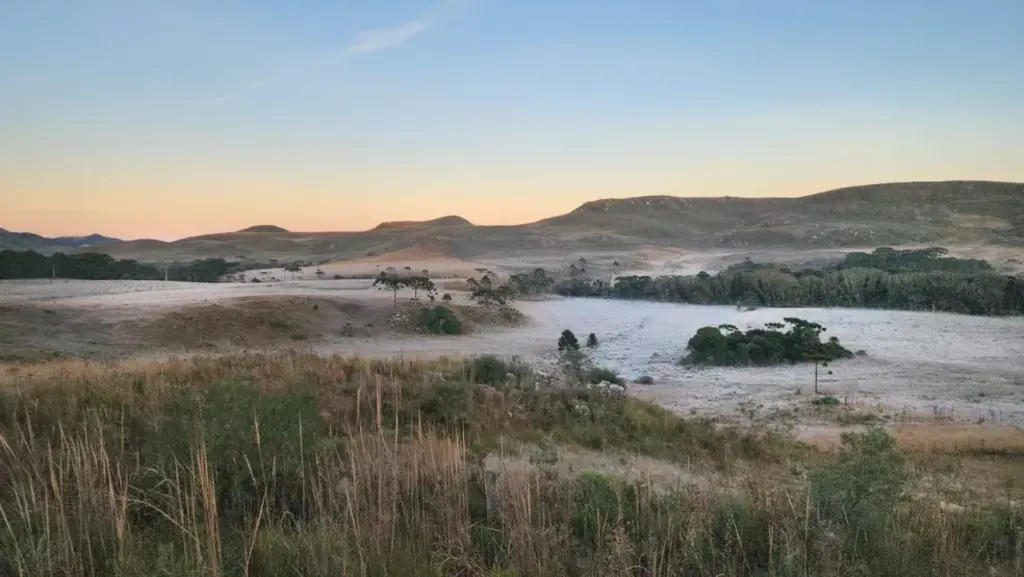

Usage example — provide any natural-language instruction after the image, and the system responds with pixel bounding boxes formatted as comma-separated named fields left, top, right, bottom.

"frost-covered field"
left=518, top=299, right=1024, bottom=425
left=3, top=278, right=1022, bottom=425
left=322, top=298, right=1024, bottom=425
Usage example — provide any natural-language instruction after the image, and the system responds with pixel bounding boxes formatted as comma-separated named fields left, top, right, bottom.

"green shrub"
left=633, top=375, right=655, bottom=385
left=584, top=366, right=623, bottom=385
left=418, top=305, right=462, bottom=334
left=467, top=355, right=531, bottom=387
left=812, top=395, right=841, bottom=406
left=809, top=425, right=912, bottom=530
left=585, top=332, right=599, bottom=348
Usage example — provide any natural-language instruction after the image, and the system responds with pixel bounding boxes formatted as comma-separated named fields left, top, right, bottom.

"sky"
left=1, top=0, right=1022, bottom=240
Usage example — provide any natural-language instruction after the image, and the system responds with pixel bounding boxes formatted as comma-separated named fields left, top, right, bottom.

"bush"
left=417, top=306, right=462, bottom=335
left=633, top=375, right=655, bottom=385
left=585, top=332, right=599, bottom=348
left=584, top=366, right=623, bottom=386
left=467, top=355, right=531, bottom=387
left=810, top=425, right=912, bottom=530
left=812, top=395, right=841, bottom=406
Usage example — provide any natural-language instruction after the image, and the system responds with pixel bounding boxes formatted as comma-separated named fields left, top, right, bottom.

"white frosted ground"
left=319, top=298, right=1024, bottom=425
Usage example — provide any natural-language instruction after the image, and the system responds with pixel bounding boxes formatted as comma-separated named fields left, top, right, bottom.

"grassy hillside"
left=0, top=352, right=1021, bottom=576
left=538, top=180, right=1024, bottom=248
left=68, top=180, right=1024, bottom=262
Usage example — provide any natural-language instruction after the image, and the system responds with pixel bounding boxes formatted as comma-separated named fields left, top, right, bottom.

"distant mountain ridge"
left=372, top=216, right=473, bottom=230
left=0, top=228, right=123, bottom=252
left=6, top=180, right=1023, bottom=261
left=238, top=225, right=290, bottom=233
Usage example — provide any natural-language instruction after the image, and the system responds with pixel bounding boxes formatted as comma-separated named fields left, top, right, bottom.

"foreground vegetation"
left=0, top=352, right=1021, bottom=576
left=554, top=248, right=1024, bottom=316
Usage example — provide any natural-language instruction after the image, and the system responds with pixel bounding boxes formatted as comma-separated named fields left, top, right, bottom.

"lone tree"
left=586, top=332, right=599, bottom=348
left=409, top=276, right=436, bottom=301
left=557, top=329, right=580, bottom=352
left=804, top=351, right=832, bottom=394
left=284, top=263, right=303, bottom=280
left=373, top=270, right=408, bottom=307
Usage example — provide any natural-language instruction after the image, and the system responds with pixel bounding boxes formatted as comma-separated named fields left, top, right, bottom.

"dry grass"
left=801, top=422, right=1024, bottom=456
left=0, top=352, right=1022, bottom=576
left=126, top=296, right=372, bottom=349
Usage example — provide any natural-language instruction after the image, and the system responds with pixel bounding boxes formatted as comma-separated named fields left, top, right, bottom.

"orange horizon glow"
left=5, top=171, right=1024, bottom=241
left=4, top=1, right=1023, bottom=242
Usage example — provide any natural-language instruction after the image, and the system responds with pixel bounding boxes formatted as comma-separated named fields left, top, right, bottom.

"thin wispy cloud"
left=345, top=21, right=430, bottom=54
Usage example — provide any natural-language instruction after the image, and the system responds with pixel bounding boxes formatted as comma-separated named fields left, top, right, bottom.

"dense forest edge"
left=0, top=250, right=288, bottom=283
left=551, top=247, right=1024, bottom=316
left=2, top=246, right=1022, bottom=316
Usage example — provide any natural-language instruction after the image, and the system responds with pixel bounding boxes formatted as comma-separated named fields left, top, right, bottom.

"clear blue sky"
left=2, top=0, right=1022, bottom=239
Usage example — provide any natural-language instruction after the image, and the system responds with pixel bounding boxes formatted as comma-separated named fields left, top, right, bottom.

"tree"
left=409, top=276, right=435, bottom=301
left=558, top=329, right=580, bottom=352
left=284, top=263, right=303, bottom=280
left=586, top=332, right=599, bottom=348
left=373, top=271, right=408, bottom=307
left=804, top=351, right=832, bottom=394
left=315, top=268, right=326, bottom=280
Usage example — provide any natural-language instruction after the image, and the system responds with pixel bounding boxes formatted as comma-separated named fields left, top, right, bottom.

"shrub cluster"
left=682, top=317, right=853, bottom=367
left=417, top=305, right=463, bottom=334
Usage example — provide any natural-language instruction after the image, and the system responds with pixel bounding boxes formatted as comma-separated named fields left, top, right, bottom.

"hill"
left=537, top=180, right=1024, bottom=248
left=0, top=229, right=123, bottom=252
left=71, top=180, right=1023, bottom=262
left=238, top=225, right=290, bottom=233
left=372, top=215, right=474, bottom=230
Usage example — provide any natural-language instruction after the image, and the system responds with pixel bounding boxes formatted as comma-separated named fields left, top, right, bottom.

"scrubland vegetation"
left=0, top=352, right=1021, bottom=576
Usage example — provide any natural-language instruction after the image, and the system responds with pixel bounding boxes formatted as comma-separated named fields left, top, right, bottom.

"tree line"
left=551, top=247, right=1024, bottom=316
left=0, top=249, right=267, bottom=283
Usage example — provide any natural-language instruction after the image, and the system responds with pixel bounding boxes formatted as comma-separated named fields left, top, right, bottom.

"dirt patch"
left=797, top=423, right=1024, bottom=455
left=0, top=303, right=119, bottom=362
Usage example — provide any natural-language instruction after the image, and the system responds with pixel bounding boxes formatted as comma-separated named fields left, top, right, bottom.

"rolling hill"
left=238, top=225, right=291, bottom=233
left=0, top=229, right=123, bottom=253
left=32, top=180, right=1024, bottom=262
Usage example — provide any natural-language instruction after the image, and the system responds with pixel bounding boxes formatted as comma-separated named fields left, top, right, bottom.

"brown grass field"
left=0, top=351, right=1022, bottom=576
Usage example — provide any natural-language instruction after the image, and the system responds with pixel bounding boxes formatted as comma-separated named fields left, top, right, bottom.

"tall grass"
left=0, top=351, right=1020, bottom=576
